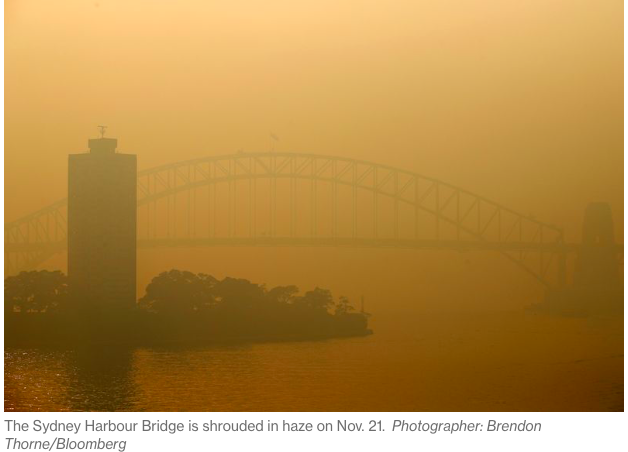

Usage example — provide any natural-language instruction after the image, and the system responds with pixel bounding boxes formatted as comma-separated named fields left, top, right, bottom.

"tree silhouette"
left=6, top=268, right=371, bottom=346
left=213, top=277, right=266, bottom=309
left=267, top=285, right=299, bottom=304
left=297, top=287, right=334, bottom=312
left=138, top=270, right=217, bottom=314
left=334, top=296, right=355, bottom=315
left=4, top=270, right=68, bottom=313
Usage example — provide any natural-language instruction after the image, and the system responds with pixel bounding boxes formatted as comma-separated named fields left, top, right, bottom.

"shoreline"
left=5, top=327, right=374, bottom=349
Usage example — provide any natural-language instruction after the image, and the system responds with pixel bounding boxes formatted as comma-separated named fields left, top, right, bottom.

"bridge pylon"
left=574, top=202, right=620, bottom=288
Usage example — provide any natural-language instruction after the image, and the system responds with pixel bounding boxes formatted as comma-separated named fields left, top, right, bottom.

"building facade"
left=68, top=137, right=137, bottom=310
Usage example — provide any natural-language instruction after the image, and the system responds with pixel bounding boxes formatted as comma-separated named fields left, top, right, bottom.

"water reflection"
left=4, top=312, right=624, bottom=412
left=63, top=346, right=137, bottom=411
left=5, top=346, right=138, bottom=412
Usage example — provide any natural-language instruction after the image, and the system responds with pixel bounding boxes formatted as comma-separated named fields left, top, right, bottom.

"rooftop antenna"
left=98, top=125, right=107, bottom=138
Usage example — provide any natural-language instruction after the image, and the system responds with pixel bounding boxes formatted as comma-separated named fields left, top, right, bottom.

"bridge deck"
left=6, top=237, right=602, bottom=253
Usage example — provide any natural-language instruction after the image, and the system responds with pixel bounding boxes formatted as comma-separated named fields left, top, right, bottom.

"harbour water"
left=4, top=311, right=623, bottom=412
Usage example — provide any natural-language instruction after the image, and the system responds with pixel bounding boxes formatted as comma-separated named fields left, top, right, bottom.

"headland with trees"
left=5, top=270, right=371, bottom=346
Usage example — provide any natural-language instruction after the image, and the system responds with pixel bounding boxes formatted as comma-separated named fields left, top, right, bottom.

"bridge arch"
left=5, top=152, right=566, bottom=286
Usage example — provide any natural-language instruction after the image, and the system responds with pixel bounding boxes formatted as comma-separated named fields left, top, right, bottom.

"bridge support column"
left=574, top=202, right=619, bottom=287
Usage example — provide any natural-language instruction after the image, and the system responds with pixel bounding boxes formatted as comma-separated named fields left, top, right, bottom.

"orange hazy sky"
left=4, top=0, right=623, bottom=311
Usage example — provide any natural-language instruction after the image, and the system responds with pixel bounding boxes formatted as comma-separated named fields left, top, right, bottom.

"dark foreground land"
left=5, top=309, right=371, bottom=347
left=5, top=269, right=371, bottom=347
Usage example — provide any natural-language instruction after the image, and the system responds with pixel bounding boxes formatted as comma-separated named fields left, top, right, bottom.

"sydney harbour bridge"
left=4, top=151, right=614, bottom=287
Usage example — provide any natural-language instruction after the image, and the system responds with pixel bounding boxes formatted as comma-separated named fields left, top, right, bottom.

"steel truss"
left=6, top=152, right=573, bottom=286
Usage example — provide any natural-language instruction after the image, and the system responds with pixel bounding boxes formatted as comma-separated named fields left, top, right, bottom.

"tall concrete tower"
left=68, top=136, right=137, bottom=310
